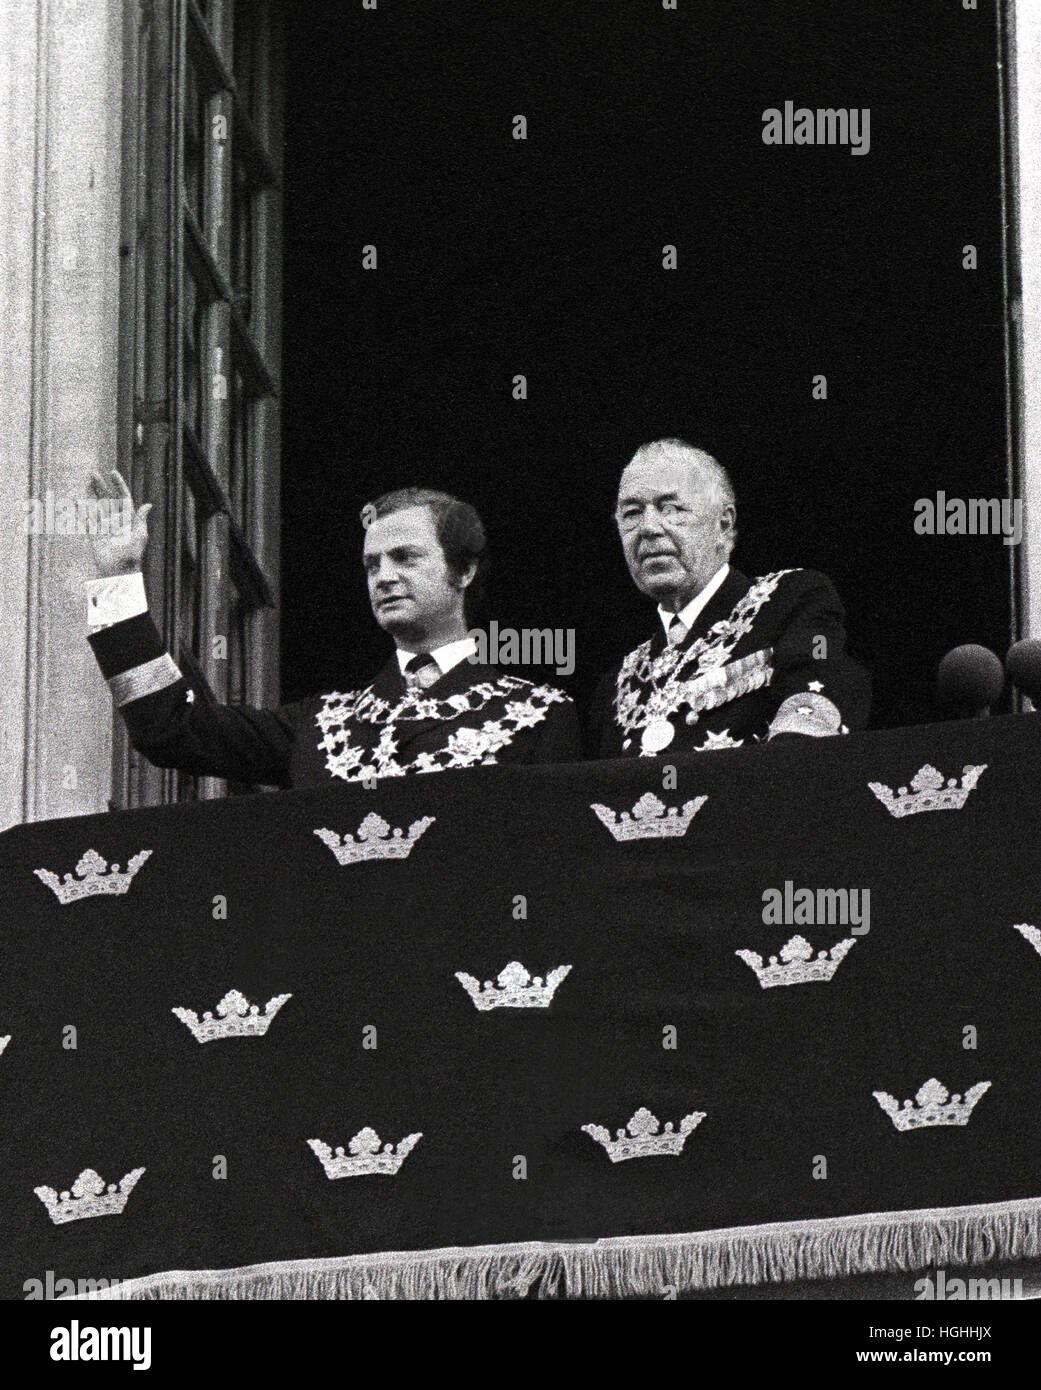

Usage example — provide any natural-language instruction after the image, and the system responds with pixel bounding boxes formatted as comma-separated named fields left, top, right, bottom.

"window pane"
left=144, top=0, right=279, bottom=809
left=179, top=480, right=205, bottom=658
left=134, top=32, right=151, bottom=400
left=230, top=368, right=250, bottom=533
left=183, top=59, right=206, bottom=227
left=231, top=158, right=254, bottom=324
left=233, top=0, right=259, bottom=124
left=182, top=266, right=207, bottom=439
left=134, top=235, right=148, bottom=399
left=227, top=586, right=251, bottom=704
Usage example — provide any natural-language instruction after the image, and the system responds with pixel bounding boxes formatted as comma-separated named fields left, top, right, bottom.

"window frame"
left=114, top=0, right=282, bottom=808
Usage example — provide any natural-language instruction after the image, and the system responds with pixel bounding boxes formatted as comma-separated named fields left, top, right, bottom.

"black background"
left=281, top=0, right=1012, bottom=730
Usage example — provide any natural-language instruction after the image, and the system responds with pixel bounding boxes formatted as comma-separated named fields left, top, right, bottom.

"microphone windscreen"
left=1006, top=639, right=1041, bottom=703
left=936, top=644, right=1004, bottom=712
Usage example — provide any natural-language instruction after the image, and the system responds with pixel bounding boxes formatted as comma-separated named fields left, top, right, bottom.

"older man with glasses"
left=589, top=438, right=870, bottom=759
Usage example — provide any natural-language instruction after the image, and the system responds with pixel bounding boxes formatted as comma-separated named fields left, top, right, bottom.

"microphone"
left=936, top=644, right=1004, bottom=719
left=1005, top=639, right=1041, bottom=707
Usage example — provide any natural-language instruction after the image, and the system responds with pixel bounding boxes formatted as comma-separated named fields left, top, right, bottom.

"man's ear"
left=453, top=561, right=478, bottom=591
left=717, top=504, right=737, bottom=550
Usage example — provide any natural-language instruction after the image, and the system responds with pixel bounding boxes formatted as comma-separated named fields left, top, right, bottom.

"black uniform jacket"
left=590, top=567, right=871, bottom=759
left=89, top=612, right=582, bottom=787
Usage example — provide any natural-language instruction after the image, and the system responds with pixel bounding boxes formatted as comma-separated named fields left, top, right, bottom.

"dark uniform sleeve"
left=765, top=571, right=871, bottom=737
left=528, top=693, right=583, bottom=765
left=89, top=613, right=294, bottom=788
left=587, top=670, right=618, bottom=760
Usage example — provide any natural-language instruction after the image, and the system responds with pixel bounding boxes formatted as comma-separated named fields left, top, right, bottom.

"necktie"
left=403, top=652, right=441, bottom=690
left=667, top=615, right=687, bottom=647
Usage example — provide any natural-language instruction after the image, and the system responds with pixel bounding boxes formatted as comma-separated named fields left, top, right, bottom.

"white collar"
left=395, top=635, right=477, bottom=678
left=657, top=563, right=730, bottom=638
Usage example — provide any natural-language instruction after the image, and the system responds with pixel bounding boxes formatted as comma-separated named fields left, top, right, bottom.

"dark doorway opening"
left=282, top=0, right=1012, bottom=731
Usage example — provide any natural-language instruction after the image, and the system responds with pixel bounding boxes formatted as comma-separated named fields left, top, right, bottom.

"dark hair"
left=366, top=487, right=489, bottom=617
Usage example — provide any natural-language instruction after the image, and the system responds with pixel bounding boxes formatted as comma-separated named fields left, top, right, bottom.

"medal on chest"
left=615, top=572, right=791, bottom=754
left=640, top=717, right=675, bottom=753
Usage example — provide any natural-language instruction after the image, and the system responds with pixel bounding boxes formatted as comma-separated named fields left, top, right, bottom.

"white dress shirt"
left=657, top=563, right=730, bottom=641
left=395, top=637, right=477, bottom=679
left=85, top=571, right=149, bottom=633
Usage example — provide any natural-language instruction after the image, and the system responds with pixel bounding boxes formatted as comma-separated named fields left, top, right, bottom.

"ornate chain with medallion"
left=614, top=570, right=794, bottom=754
left=316, top=676, right=569, bottom=781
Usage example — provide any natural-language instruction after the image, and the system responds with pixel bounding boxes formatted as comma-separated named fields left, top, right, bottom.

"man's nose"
left=636, top=508, right=665, bottom=537
left=372, top=557, right=399, bottom=585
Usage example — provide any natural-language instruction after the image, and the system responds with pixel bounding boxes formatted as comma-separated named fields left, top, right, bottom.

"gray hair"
left=627, top=438, right=737, bottom=553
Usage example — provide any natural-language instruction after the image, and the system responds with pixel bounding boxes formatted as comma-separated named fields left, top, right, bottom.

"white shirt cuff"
left=85, top=572, right=148, bottom=634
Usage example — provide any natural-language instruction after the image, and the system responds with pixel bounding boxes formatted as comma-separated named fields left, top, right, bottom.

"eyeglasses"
left=615, top=500, right=697, bottom=532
